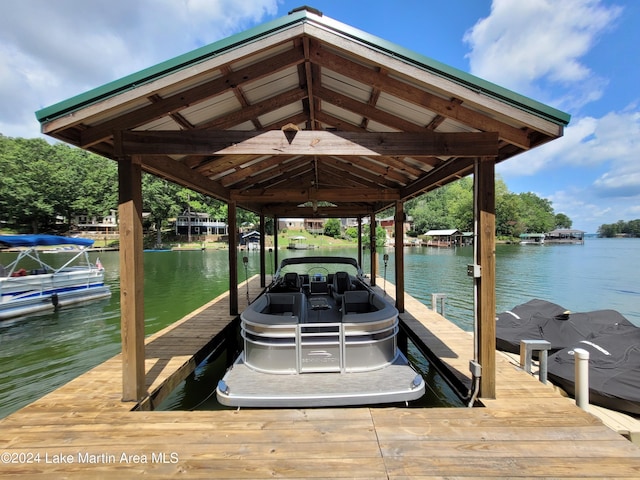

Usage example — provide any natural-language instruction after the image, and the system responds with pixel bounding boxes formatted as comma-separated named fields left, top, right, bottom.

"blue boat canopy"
left=0, top=235, right=94, bottom=248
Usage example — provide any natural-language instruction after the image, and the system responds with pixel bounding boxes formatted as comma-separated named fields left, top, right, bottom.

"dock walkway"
left=2, top=276, right=640, bottom=478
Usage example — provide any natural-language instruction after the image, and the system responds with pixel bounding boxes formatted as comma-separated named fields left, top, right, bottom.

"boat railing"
left=241, top=315, right=399, bottom=374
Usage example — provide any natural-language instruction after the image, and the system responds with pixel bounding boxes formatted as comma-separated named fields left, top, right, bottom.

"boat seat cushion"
left=241, top=293, right=308, bottom=324
left=331, top=271, right=352, bottom=302
left=283, top=272, right=302, bottom=291
left=310, top=279, right=328, bottom=295
left=343, top=290, right=373, bottom=313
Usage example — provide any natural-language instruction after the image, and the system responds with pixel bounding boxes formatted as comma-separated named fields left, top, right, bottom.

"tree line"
left=597, top=220, right=640, bottom=238
left=0, top=135, right=245, bottom=237
left=1, top=135, right=573, bottom=240
left=401, top=177, right=572, bottom=239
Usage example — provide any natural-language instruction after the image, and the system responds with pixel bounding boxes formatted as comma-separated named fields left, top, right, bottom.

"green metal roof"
left=35, top=7, right=570, bottom=127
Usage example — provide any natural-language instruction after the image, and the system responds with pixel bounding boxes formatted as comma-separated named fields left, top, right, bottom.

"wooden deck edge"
left=136, top=275, right=260, bottom=410
left=500, top=349, right=640, bottom=444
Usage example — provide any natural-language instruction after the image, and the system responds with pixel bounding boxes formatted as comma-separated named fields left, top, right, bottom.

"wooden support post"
left=394, top=201, right=405, bottom=313
left=369, top=213, right=377, bottom=286
left=357, top=216, right=363, bottom=268
left=273, top=216, right=279, bottom=272
left=476, top=157, right=496, bottom=398
left=259, top=213, right=266, bottom=288
left=228, top=201, right=238, bottom=316
left=118, top=155, right=146, bottom=402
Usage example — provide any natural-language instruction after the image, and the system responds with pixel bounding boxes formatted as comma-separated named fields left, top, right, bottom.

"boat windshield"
left=276, top=256, right=361, bottom=279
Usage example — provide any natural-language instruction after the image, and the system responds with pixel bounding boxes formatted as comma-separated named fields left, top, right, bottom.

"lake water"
left=1, top=238, right=638, bottom=417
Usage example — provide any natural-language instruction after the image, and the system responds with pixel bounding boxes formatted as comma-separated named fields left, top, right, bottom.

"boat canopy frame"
left=0, top=235, right=96, bottom=278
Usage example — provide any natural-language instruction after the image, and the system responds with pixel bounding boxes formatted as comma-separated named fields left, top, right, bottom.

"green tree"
left=554, top=213, right=572, bottom=229
left=495, top=193, right=522, bottom=237
left=447, top=177, right=474, bottom=232
left=0, top=137, right=60, bottom=232
left=598, top=219, right=640, bottom=237
left=516, top=192, right=555, bottom=233
left=324, top=218, right=341, bottom=238
left=142, top=175, right=182, bottom=245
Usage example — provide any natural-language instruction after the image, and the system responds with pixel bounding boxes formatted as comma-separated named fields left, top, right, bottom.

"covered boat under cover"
left=495, top=299, right=636, bottom=354
left=548, top=328, right=640, bottom=415
left=497, top=298, right=640, bottom=414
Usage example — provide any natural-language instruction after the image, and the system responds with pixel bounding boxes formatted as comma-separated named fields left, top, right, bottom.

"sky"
left=0, top=0, right=638, bottom=233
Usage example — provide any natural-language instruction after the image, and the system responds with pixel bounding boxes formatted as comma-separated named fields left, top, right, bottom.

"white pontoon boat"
left=216, top=256, right=425, bottom=407
left=0, top=235, right=111, bottom=320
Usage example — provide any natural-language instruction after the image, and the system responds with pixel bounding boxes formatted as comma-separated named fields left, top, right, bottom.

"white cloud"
left=547, top=185, right=640, bottom=232
left=463, top=0, right=622, bottom=110
left=497, top=108, right=640, bottom=232
left=0, top=0, right=280, bottom=138
left=499, top=109, right=640, bottom=187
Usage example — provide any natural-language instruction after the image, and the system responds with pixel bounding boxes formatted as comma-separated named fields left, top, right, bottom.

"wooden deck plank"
left=2, top=276, right=640, bottom=478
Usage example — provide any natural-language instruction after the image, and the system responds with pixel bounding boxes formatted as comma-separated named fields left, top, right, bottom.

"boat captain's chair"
left=331, top=271, right=352, bottom=304
left=283, top=272, right=302, bottom=292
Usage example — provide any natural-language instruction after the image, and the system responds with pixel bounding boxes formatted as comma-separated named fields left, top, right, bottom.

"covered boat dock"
left=35, top=6, right=572, bottom=404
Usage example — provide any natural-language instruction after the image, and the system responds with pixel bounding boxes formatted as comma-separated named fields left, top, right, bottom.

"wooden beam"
left=79, top=47, right=306, bottom=147
left=195, top=87, right=307, bottom=131
left=357, top=217, right=363, bottom=268
left=230, top=187, right=400, bottom=203
left=228, top=201, right=238, bottom=316
left=394, top=201, right=405, bottom=313
left=259, top=213, right=266, bottom=288
left=476, top=157, right=496, bottom=399
left=401, top=157, right=476, bottom=200
left=219, top=155, right=300, bottom=187
left=118, top=155, right=146, bottom=402
left=232, top=158, right=312, bottom=191
left=263, top=205, right=374, bottom=217
left=316, top=85, right=430, bottom=133
left=273, top=216, right=279, bottom=271
left=141, top=155, right=230, bottom=201
left=121, top=130, right=499, bottom=158
left=311, top=45, right=532, bottom=149
left=370, top=212, right=377, bottom=287
left=320, top=156, right=410, bottom=187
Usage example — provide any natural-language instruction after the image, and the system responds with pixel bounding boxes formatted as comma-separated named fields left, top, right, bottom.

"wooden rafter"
left=311, top=45, right=532, bottom=149
left=79, top=46, right=306, bottom=148
left=194, top=87, right=307, bottom=131
left=222, top=66, right=262, bottom=130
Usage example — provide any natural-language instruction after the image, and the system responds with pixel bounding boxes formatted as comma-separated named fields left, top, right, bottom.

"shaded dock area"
left=2, top=276, right=640, bottom=478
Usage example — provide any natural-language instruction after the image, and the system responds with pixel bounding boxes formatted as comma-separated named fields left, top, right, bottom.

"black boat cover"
left=496, top=299, right=636, bottom=354
left=548, top=328, right=640, bottom=415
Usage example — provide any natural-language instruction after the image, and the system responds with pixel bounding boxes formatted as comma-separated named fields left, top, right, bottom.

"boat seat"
left=282, top=272, right=302, bottom=292
left=310, top=274, right=329, bottom=295
left=331, top=271, right=352, bottom=303
left=242, top=293, right=307, bottom=325
left=342, top=290, right=372, bottom=314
